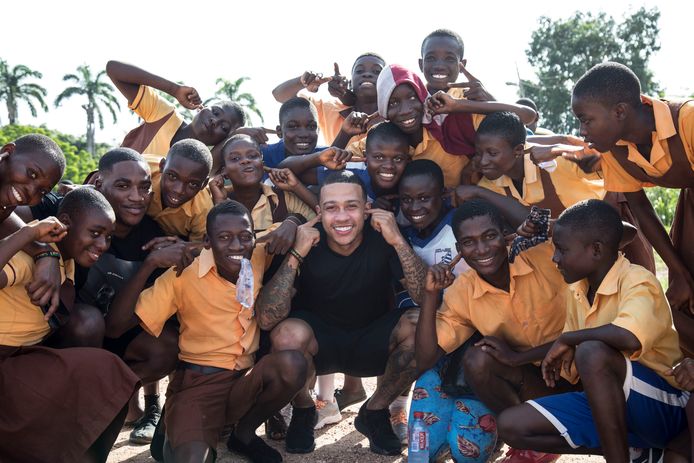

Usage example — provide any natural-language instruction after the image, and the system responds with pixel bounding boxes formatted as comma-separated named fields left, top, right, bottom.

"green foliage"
left=646, top=186, right=679, bottom=229
left=523, top=7, right=661, bottom=134
left=0, top=124, right=97, bottom=184
left=206, top=77, right=264, bottom=124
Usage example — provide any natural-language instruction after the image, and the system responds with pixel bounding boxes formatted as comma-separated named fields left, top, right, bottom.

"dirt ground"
left=106, top=376, right=602, bottom=463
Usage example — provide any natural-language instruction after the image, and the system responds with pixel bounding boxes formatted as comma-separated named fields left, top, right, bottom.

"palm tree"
left=0, top=59, right=49, bottom=124
left=206, top=77, right=264, bottom=124
left=54, top=65, right=120, bottom=156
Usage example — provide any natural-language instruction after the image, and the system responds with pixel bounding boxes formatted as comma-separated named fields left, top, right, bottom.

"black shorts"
left=289, top=309, right=405, bottom=377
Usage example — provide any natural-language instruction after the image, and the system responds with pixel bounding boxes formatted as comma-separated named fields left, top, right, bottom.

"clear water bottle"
left=409, top=411, right=429, bottom=462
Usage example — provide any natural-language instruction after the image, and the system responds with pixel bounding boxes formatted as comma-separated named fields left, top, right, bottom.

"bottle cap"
left=413, top=411, right=424, bottom=419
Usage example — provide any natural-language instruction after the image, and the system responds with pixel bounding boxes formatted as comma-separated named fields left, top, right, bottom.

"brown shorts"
left=0, top=344, right=139, bottom=463
left=165, top=359, right=266, bottom=450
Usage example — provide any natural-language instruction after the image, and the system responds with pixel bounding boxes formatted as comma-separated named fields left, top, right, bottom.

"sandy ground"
left=106, top=376, right=603, bottom=463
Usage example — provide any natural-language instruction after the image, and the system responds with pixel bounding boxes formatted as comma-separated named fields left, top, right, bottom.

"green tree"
left=646, top=187, right=680, bottom=229
left=206, top=77, right=264, bottom=124
left=0, top=124, right=97, bottom=183
left=0, top=59, right=48, bottom=125
left=54, top=65, right=120, bottom=156
left=523, top=7, right=661, bottom=133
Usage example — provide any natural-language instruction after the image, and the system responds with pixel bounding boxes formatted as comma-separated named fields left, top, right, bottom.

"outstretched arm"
left=428, top=92, right=537, bottom=125
left=454, top=185, right=531, bottom=228
left=272, top=71, right=332, bottom=103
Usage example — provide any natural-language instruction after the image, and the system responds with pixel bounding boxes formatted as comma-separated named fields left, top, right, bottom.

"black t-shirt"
left=292, top=222, right=404, bottom=330
left=77, top=216, right=166, bottom=313
left=30, top=192, right=62, bottom=220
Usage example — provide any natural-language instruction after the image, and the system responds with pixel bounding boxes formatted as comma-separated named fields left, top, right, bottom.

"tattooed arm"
left=255, top=215, right=322, bottom=330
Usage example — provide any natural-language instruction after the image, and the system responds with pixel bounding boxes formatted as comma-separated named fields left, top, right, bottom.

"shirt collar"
left=616, top=95, right=676, bottom=146
left=569, top=254, right=628, bottom=298
left=197, top=248, right=217, bottom=278
left=471, top=250, right=534, bottom=299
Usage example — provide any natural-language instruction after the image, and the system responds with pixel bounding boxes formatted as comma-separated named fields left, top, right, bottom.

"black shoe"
left=227, top=434, right=282, bottom=463
left=354, top=400, right=403, bottom=456
left=149, top=405, right=166, bottom=461
left=130, top=395, right=161, bottom=445
left=334, top=387, right=367, bottom=411
left=285, top=405, right=316, bottom=453
left=264, top=410, right=288, bottom=441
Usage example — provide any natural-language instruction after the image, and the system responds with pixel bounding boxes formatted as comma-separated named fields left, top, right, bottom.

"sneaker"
left=500, top=448, right=561, bottom=463
left=285, top=405, right=317, bottom=453
left=389, top=409, right=408, bottom=445
left=334, top=387, right=367, bottom=411
left=354, top=400, right=403, bottom=456
left=630, top=447, right=665, bottom=463
left=314, top=399, right=342, bottom=429
left=227, top=433, right=282, bottom=463
left=129, top=400, right=161, bottom=445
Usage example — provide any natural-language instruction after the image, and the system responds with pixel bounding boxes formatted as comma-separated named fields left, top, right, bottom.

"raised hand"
left=28, top=216, right=68, bottom=243
left=267, top=167, right=299, bottom=191
left=448, top=64, right=495, bottom=101
left=144, top=239, right=199, bottom=276
left=563, top=152, right=602, bottom=174
left=665, top=358, right=694, bottom=391
left=293, top=214, right=321, bottom=257
left=426, top=91, right=459, bottom=115
left=424, top=260, right=457, bottom=292
left=174, top=84, right=203, bottom=109
left=257, top=221, right=298, bottom=256
left=300, top=71, right=332, bottom=93
left=366, top=208, right=406, bottom=247
left=541, top=337, right=575, bottom=388
left=340, top=111, right=379, bottom=136
left=317, top=147, right=353, bottom=170
left=527, top=144, right=586, bottom=164
left=328, top=62, right=352, bottom=100
left=208, top=174, right=228, bottom=204
left=372, top=194, right=399, bottom=212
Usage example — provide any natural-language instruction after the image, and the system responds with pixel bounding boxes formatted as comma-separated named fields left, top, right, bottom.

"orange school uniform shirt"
left=124, top=85, right=185, bottom=158
left=477, top=154, right=605, bottom=208
left=436, top=242, right=567, bottom=354
left=600, top=96, right=694, bottom=192
left=563, top=254, right=682, bottom=388
left=135, top=246, right=266, bottom=370
left=0, top=251, right=74, bottom=346
left=298, top=89, right=366, bottom=146
left=145, top=154, right=213, bottom=241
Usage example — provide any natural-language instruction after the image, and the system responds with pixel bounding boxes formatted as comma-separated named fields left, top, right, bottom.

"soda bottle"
left=409, top=411, right=429, bottom=462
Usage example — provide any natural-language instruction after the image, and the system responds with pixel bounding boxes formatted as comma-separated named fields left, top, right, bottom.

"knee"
left=497, top=408, right=525, bottom=448
left=270, top=320, right=313, bottom=352
left=270, top=350, right=308, bottom=388
left=462, top=345, right=496, bottom=379
left=67, top=304, right=105, bottom=347
left=140, top=334, right=179, bottom=377
left=574, top=340, right=616, bottom=374
left=393, top=309, right=418, bottom=345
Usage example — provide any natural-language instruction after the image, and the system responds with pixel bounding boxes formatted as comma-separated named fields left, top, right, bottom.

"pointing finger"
left=447, top=82, right=474, bottom=89
left=262, top=127, right=278, bottom=134
left=448, top=251, right=463, bottom=270
left=334, top=62, right=341, bottom=76
left=305, top=214, right=321, bottom=227
left=460, top=63, right=481, bottom=83
left=365, top=111, right=379, bottom=122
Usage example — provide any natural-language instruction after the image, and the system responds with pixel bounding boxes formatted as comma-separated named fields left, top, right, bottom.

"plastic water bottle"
left=409, top=411, right=429, bottom=462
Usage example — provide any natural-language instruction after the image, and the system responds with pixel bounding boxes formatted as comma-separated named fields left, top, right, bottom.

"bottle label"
left=409, top=430, right=428, bottom=451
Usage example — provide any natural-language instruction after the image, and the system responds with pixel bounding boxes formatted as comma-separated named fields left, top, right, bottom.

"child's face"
left=387, top=84, right=423, bottom=135
left=455, top=215, right=507, bottom=278
left=191, top=104, right=242, bottom=146
left=0, top=147, right=62, bottom=207
left=475, top=133, right=523, bottom=180
left=399, top=174, right=443, bottom=232
left=419, top=36, right=463, bottom=92
left=223, top=139, right=264, bottom=188
left=551, top=224, right=595, bottom=284
left=571, top=96, right=623, bottom=153
left=97, top=161, right=152, bottom=228
left=206, top=213, right=254, bottom=282
left=352, top=56, right=383, bottom=99
left=159, top=155, right=209, bottom=209
left=279, top=107, right=319, bottom=156
left=60, top=208, right=115, bottom=267
left=365, top=138, right=409, bottom=192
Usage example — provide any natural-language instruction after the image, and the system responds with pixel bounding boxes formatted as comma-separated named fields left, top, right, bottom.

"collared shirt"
left=125, top=85, right=185, bottom=158
left=297, top=89, right=360, bottom=146
left=564, top=254, right=682, bottom=387
left=135, top=246, right=267, bottom=370
left=0, top=250, right=74, bottom=346
left=436, top=242, right=566, bottom=354
left=477, top=154, right=605, bottom=209
left=145, top=154, right=213, bottom=241
left=600, top=96, right=694, bottom=192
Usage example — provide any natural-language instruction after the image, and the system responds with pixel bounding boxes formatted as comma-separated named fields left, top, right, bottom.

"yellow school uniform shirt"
left=477, top=154, right=605, bottom=208
left=436, top=242, right=567, bottom=354
left=563, top=254, right=682, bottom=387
left=297, top=89, right=366, bottom=146
left=126, top=85, right=185, bottom=158
left=0, top=251, right=74, bottom=346
left=145, top=155, right=212, bottom=241
left=600, top=96, right=694, bottom=192
left=135, top=246, right=266, bottom=370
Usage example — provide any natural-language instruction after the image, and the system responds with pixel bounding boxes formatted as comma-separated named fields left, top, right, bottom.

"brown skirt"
left=668, top=188, right=694, bottom=356
left=604, top=192, right=656, bottom=273
left=0, top=344, right=139, bottom=463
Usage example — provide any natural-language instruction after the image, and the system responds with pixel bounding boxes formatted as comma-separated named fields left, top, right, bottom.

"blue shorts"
left=528, top=358, right=689, bottom=449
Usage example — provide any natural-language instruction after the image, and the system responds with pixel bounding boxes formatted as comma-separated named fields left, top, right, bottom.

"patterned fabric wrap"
left=508, top=206, right=551, bottom=263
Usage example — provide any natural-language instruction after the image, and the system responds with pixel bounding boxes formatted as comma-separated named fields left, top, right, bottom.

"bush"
left=646, top=186, right=679, bottom=229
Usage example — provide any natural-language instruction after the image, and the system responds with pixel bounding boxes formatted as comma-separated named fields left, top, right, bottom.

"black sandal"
left=264, top=411, right=287, bottom=441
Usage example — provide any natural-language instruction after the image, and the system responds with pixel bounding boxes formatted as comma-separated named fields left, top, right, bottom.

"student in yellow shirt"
left=497, top=199, right=686, bottom=463
left=106, top=200, right=317, bottom=463
left=145, top=139, right=213, bottom=241
left=0, top=188, right=139, bottom=463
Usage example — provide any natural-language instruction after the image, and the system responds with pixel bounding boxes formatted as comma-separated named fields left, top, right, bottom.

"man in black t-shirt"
left=261, top=171, right=427, bottom=456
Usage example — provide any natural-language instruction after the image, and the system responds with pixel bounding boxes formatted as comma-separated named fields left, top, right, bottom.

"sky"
left=4, top=0, right=693, bottom=146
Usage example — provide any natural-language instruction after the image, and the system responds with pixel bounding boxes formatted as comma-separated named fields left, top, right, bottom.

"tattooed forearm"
left=255, top=256, right=299, bottom=330
left=394, top=243, right=427, bottom=305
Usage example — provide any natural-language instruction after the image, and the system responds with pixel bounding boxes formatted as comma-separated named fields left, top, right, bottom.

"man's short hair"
left=516, top=98, right=538, bottom=112
left=206, top=199, right=253, bottom=235
left=167, top=139, right=212, bottom=175
left=98, top=147, right=145, bottom=172
left=14, top=134, right=66, bottom=175
left=401, top=159, right=444, bottom=191
left=421, top=29, right=464, bottom=58
left=365, top=121, right=409, bottom=153
left=279, top=97, right=318, bottom=125
left=556, top=199, right=623, bottom=251
left=320, top=170, right=367, bottom=202
left=476, top=111, right=527, bottom=148
left=451, top=199, right=505, bottom=241
left=352, top=52, right=386, bottom=72
left=58, top=187, right=114, bottom=221
left=572, top=62, right=642, bottom=109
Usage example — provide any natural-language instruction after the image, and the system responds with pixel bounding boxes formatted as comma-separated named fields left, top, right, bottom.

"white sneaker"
left=314, top=399, right=342, bottom=429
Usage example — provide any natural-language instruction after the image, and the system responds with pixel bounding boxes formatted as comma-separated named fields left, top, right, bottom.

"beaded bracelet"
left=33, top=251, right=61, bottom=262
left=288, top=247, right=304, bottom=265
